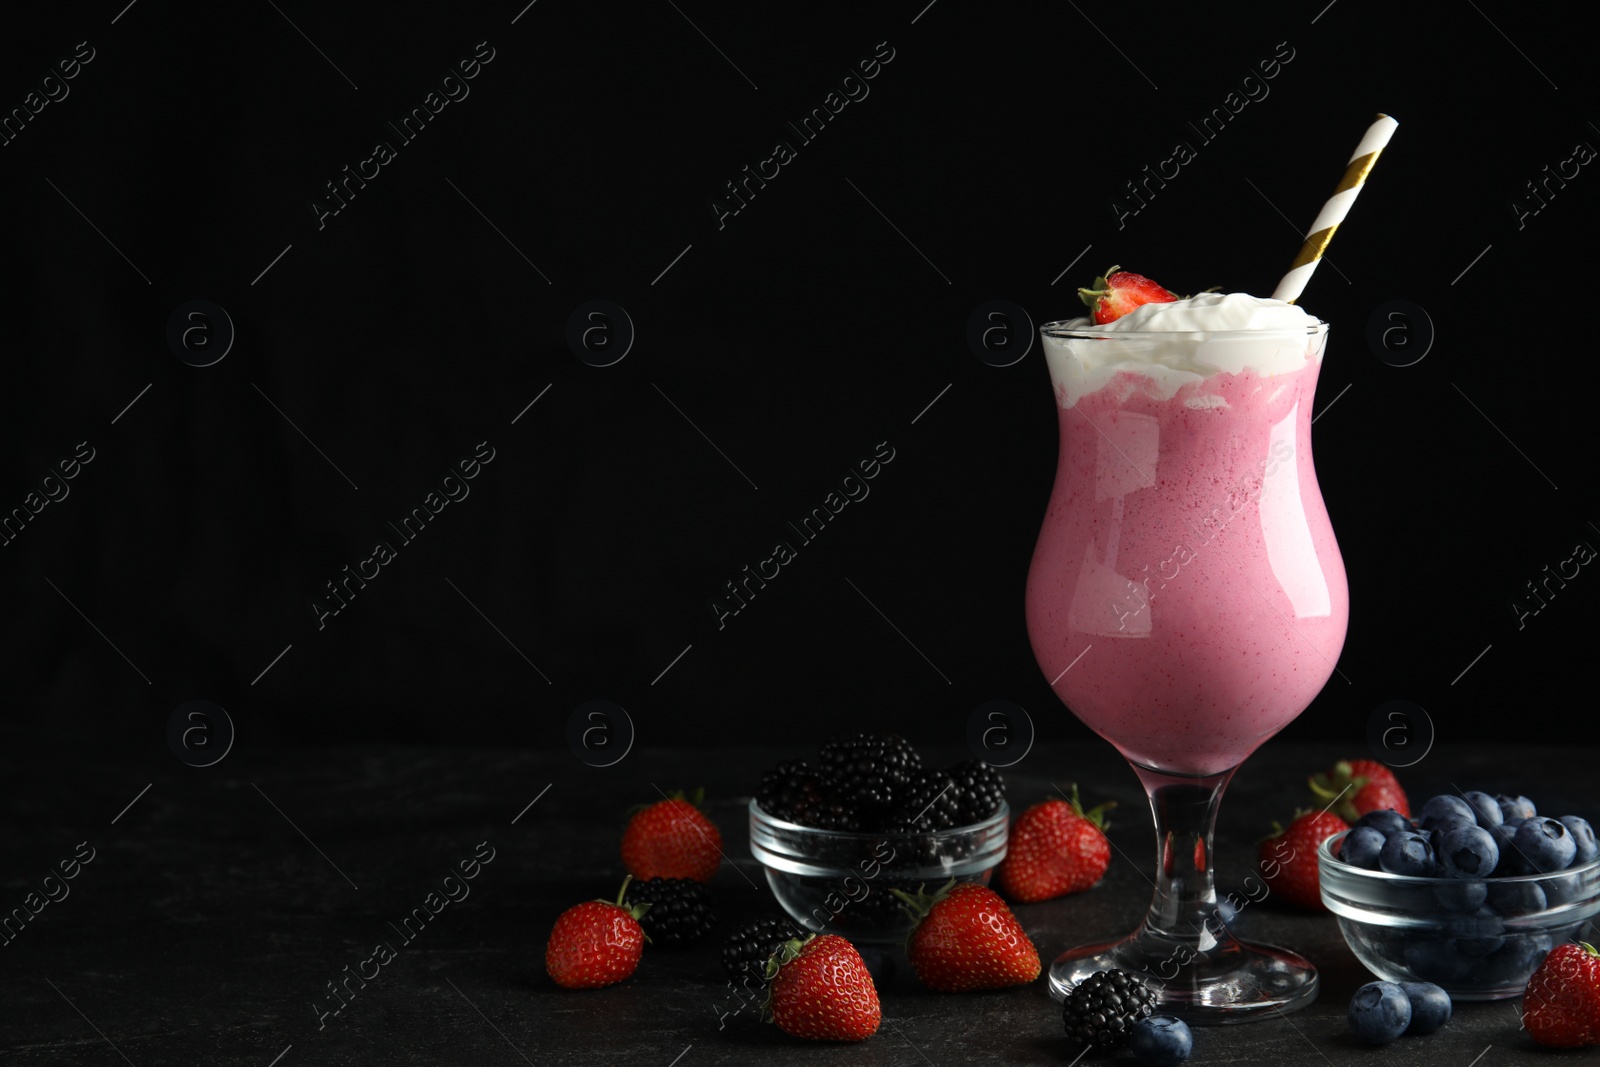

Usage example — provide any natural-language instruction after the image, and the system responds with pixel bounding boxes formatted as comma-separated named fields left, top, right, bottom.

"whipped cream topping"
left=1043, top=293, right=1325, bottom=409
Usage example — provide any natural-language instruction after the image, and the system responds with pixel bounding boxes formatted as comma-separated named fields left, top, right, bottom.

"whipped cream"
left=1043, top=293, right=1325, bottom=409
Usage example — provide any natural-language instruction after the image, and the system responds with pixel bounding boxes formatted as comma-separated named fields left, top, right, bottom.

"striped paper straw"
left=1272, top=114, right=1399, bottom=304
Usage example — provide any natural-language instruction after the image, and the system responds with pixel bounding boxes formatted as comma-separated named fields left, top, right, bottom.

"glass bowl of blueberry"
left=747, top=733, right=1009, bottom=943
left=1318, top=790, right=1600, bottom=1000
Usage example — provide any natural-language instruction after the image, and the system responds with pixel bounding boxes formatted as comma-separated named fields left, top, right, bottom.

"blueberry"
left=1513, top=817, right=1578, bottom=873
left=1427, top=816, right=1476, bottom=852
left=1489, top=823, right=1529, bottom=876
left=1398, top=981, right=1452, bottom=1035
left=1355, top=809, right=1412, bottom=837
left=1543, top=872, right=1583, bottom=906
left=1448, top=907, right=1505, bottom=956
left=1433, top=879, right=1487, bottom=913
left=1130, top=1015, right=1192, bottom=1066
left=1438, top=824, right=1499, bottom=878
left=1485, top=879, right=1546, bottom=916
left=1379, top=831, right=1437, bottom=876
left=1348, top=981, right=1412, bottom=1044
left=1339, top=826, right=1385, bottom=869
left=1559, top=816, right=1598, bottom=865
left=1420, top=795, right=1476, bottom=830
left=1460, top=791, right=1503, bottom=829
left=1404, top=937, right=1472, bottom=982
left=1495, top=794, right=1537, bottom=822
left=1470, top=932, right=1553, bottom=988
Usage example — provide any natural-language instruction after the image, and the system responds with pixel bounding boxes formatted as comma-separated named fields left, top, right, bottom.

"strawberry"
left=995, top=785, right=1114, bottom=903
left=766, top=934, right=881, bottom=1041
left=1257, top=810, right=1349, bottom=911
left=1524, top=941, right=1600, bottom=1048
left=1077, top=266, right=1178, bottom=324
left=1308, top=759, right=1410, bottom=822
left=545, top=876, right=650, bottom=989
left=893, top=880, right=1040, bottom=992
left=621, top=788, right=722, bottom=884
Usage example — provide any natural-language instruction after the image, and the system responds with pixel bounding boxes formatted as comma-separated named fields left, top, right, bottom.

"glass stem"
left=1131, top=763, right=1238, bottom=953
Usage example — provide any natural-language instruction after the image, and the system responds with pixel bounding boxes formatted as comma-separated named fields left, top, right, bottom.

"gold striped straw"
left=1272, top=114, right=1399, bottom=304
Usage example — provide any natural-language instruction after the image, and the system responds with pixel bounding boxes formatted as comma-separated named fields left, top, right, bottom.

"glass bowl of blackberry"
left=1318, top=792, right=1600, bottom=1000
left=746, top=733, right=1009, bottom=944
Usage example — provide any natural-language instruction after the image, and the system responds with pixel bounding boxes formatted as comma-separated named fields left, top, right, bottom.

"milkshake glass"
left=1025, top=293, right=1349, bottom=1020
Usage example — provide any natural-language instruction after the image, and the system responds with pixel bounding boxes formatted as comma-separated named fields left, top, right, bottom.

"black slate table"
left=2, top=742, right=1593, bottom=1065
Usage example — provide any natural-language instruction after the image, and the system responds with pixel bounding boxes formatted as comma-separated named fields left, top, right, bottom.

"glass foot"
left=1046, top=934, right=1318, bottom=1024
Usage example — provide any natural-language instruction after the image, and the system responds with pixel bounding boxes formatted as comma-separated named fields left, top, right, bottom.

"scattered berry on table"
left=894, top=880, right=1040, bottom=992
left=1062, top=969, right=1156, bottom=1049
left=996, top=786, right=1113, bottom=903
left=1258, top=810, right=1348, bottom=910
left=1399, top=981, right=1452, bottom=1035
left=721, top=916, right=803, bottom=989
left=545, top=876, right=650, bottom=990
left=1348, top=980, right=1412, bottom=1044
left=621, top=789, right=723, bottom=883
left=623, top=877, right=716, bottom=946
left=1523, top=940, right=1600, bottom=1048
left=1130, top=1015, right=1193, bottom=1065
left=1309, top=759, right=1410, bottom=822
left=767, top=934, right=881, bottom=1041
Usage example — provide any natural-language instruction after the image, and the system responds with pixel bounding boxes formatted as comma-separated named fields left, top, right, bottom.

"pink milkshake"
left=1025, top=293, right=1349, bottom=777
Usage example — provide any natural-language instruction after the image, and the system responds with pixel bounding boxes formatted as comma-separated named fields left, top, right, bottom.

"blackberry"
left=623, top=878, right=716, bottom=946
left=855, top=880, right=922, bottom=925
left=887, top=769, right=961, bottom=833
left=721, top=916, right=802, bottom=989
left=1062, top=969, right=1156, bottom=1050
left=818, top=732, right=922, bottom=815
left=947, top=760, right=1006, bottom=824
left=756, top=759, right=821, bottom=822
left=799, top=793, right=863, bottom=833
left=755, top=760, right=862, bottom=831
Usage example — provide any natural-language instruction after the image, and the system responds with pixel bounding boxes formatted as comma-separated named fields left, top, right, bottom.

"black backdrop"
left=2, top=0, right=1596, bottom=762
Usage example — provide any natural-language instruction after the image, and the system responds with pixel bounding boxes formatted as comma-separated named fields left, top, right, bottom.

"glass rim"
left=1317, top=831, right=1600, bottom=885
left=747, top=795, right=1009, bottom=839
left=1040, top=319, right=1328, bottom=341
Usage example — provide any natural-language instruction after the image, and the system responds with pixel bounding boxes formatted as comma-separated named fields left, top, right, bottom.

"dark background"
left=2, top=0, right=1596, bottom=762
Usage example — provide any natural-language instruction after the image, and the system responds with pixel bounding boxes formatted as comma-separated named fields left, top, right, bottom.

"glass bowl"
left=748, top=799, right=1009, bottom=943
left=1319, top=831, right=1600, bottom=1000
